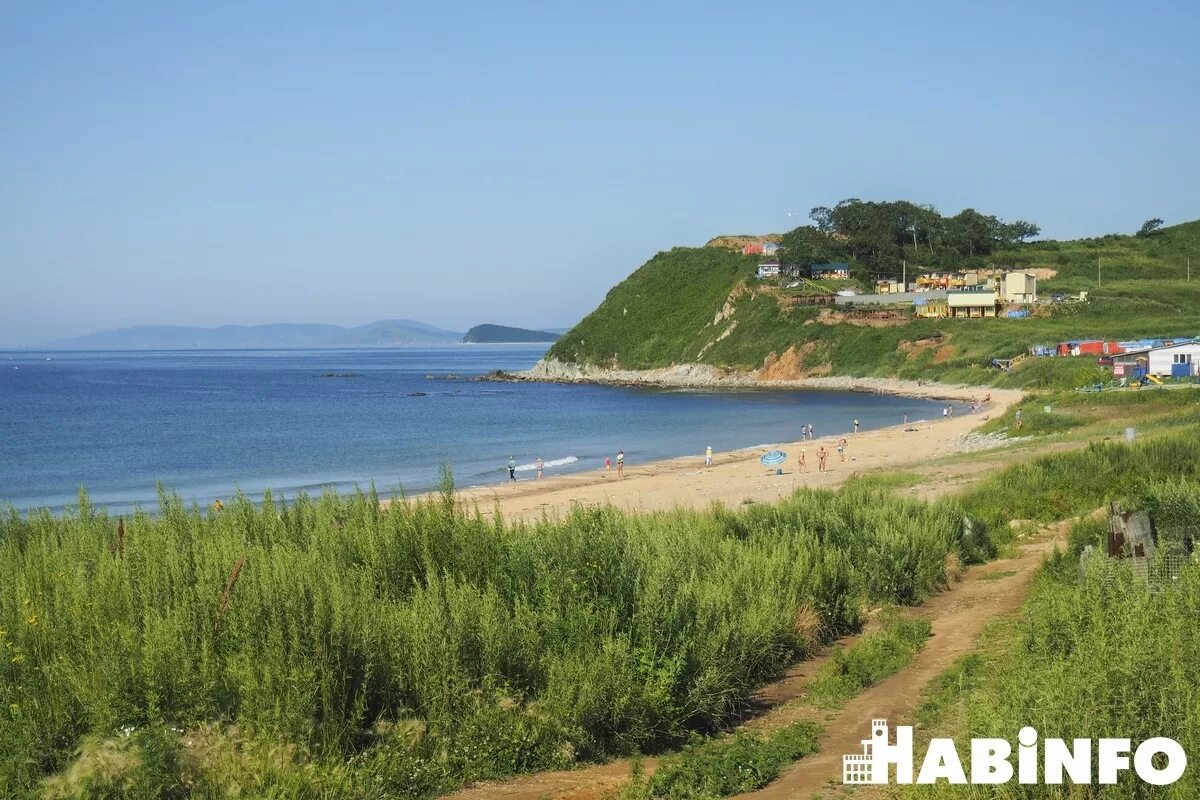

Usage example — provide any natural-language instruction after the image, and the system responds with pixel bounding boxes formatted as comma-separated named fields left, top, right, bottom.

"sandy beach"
left=425, top=383, right=1024, bottom=522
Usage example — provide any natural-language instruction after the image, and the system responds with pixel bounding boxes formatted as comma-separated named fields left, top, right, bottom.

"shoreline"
left=412, top=378, right=1025, bottom=522
left=481, top=357, right=996, bottom=402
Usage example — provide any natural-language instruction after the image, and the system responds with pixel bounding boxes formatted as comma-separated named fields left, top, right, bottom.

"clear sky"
left=3, top=1, right=1198, bottom=346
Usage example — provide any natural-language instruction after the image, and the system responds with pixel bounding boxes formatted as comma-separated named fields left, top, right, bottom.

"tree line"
left=778, top=199, right=1041, bottom=279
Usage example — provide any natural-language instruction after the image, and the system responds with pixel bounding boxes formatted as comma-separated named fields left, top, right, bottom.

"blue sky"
left=3, top=1, right=1198, bottom=346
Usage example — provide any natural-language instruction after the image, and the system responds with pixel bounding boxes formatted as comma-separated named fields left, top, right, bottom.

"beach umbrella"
left=760, top=450, right=787, bottom=466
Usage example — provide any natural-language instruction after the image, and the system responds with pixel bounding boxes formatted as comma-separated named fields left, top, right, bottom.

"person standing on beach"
left=616, top=450, right=625, bottom=477
left=948, top=404, right=954, bottom=418
left=801, top=425, right=808, bottom=441
left=536, top=457, right=544, bottom=480
left=817, top=445, right=828, bottom=472
left=942, top=406, right=949, bottom=418
left=837, top=437, right=847, bottom=462
left=507, top=456, right=517, bottom=482
left=604, top=455, right=612, bottom=471
left=704, top=445, right=712, bottom=467
left=853, top=418, right=859, bottom=434
left=808, top=423, right=815, bottom=439
left=798, top=448, right=806, bottom=471
left=903, top=412, right=909, bottom=426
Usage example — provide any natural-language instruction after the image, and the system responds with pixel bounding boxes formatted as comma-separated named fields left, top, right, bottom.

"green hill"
left=461, top=324, right=559, bottom=343
left=548, top=218, right=1200, bottom=388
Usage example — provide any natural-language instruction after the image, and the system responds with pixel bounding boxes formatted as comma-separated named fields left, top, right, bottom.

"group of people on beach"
left=505, top=398, right=993, bottom=487
left=506, top=455, right=548, bottom=482
left=505, top=450, right=629, bottom=484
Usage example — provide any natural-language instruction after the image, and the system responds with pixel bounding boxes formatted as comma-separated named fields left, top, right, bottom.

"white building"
left=1000, top=271, right=1037, bottom=303
left=842, top=718, right=913, bottom=785
left=756, top=262, right=781, bottom=278
left=1112, top=340, right=1200, bottom=377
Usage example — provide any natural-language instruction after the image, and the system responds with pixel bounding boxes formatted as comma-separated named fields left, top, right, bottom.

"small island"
left=461, top=324, right=560, bottom=344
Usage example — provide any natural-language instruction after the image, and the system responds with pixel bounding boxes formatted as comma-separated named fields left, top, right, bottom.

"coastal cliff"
left=546, top=219, right=1200, bottom=390
left=500, top=357, right=987, bottom=400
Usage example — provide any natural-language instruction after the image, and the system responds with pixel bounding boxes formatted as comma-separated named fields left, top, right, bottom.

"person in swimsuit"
left=837, top=437, right=847, bottom=462
left=536, top=457, right=544, bottom=479
left=798, top=448, right=806, bottom=472
left=817, top=446, right=828, bottom=472
left=704, top=445, right=712, bottom=467
left=616, top=450, right=625, bottom=477
left=604, top=455, right=611, bottom=471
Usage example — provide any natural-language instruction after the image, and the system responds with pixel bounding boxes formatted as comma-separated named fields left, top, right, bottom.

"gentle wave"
left=514, top=455, right=578, bottom=472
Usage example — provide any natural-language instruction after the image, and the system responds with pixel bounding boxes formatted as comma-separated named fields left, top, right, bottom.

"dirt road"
left=440, top=525, right=1065, bottom=800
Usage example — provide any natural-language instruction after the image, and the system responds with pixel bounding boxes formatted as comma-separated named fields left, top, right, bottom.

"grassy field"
left=548, top=220, right=1200, bottom=387
left=908, top=536, right=1200, bottom=798
left=903, top=425, right=1200, bottom=798
left=1, top=481, right=976, bottom=799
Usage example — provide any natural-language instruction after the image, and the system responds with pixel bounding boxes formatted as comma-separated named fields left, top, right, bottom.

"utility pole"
left=1189, top=256, right=1192, bottom=282
left=1098, top=256, right=1101, bottom=287
left=902, top=260, right=907, bottom=290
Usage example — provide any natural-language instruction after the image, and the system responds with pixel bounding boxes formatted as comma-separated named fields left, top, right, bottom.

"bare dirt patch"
left=758, top=343, right=831, bottom=380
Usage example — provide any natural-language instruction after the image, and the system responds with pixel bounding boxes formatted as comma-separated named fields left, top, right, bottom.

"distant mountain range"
left=461, top=324, right=561, bottom=344
left=47, top=320, right=464, bottom=350
left=45, top=319, right=571, bottom=350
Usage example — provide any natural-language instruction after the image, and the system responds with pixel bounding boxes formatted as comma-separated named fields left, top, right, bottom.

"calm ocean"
left=0, top=346, right=949, bottom=513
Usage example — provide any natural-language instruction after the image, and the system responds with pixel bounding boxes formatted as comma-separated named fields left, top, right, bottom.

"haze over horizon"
left=4, top=1, right=1198, bottom=347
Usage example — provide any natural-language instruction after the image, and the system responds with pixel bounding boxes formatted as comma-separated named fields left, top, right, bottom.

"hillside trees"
left=778, top=199, right=1041, bottom=277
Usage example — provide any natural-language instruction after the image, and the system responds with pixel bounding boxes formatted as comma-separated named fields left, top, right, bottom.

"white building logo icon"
left=842, top=718, right=1187, bottom=786
left=843, top=718, right=914, bottom=784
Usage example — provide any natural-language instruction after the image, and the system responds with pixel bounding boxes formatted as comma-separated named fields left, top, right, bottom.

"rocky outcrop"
left=485, top=357, right=989, bottom=401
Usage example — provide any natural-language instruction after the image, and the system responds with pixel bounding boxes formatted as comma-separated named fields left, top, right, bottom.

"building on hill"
left=947, top=289, right=1001, bottom=318
left=1111, top=340, right=1200, bottom=378
left=762, top=242, right=779, bottom=256
left=913, top=295, right=950, bottom=318
left=810, top=262, right=850, bottom=279
left=1000, top=271, right=1038, bottom=303
left=756, top=262, right=781, bottom=278
left=742, top=242, right=765, bottom=255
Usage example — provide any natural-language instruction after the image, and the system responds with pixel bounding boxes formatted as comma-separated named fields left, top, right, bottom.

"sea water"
left=0, top=346, right=950, bottom=513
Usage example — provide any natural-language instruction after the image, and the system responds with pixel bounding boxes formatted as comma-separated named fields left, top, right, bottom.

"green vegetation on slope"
left=804, top=610, right=932, bottom=708
left=460, top=324, right=559, bottom=343
left=549, top=217, right=1200, bottom=386
left=909, top=526, right=1200, bottom=798
left=0, top=481, right=975, bottom=799
left=616, top=722, right=821, bottom=800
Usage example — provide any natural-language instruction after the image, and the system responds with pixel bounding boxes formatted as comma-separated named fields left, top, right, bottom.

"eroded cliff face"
left=516, top=358, right=976, bottom=400
left=757, top=344, right=832, bottom=380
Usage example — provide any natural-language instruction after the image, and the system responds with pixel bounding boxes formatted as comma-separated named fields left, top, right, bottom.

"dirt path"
left=735, top=528, right=1064, bottom=798
left=440, top=525, right=1066, bottom=800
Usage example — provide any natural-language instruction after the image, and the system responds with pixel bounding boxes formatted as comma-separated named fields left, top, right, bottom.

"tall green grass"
left=615, top=721, right=822, bottom=800
left=958, top=434, right=1200, bottom=528
left=910, top=552, right=1200, bottom=798
left=0, top=482, right=971, bottom=798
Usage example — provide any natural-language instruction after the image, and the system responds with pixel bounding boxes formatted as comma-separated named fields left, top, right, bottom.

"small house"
left=947, top=289, right=1000, bottom=318
left=1112, top=340, right=1200, bottom=378
left=762, top=243, right=779, bottom=256
left=810, top=262, right=850, bottom=279
left=756, top=262, right=781, bottom=279
left=1000, top=272, right=1038, bottom=303
left=913, top=296, right=949, bottom=318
